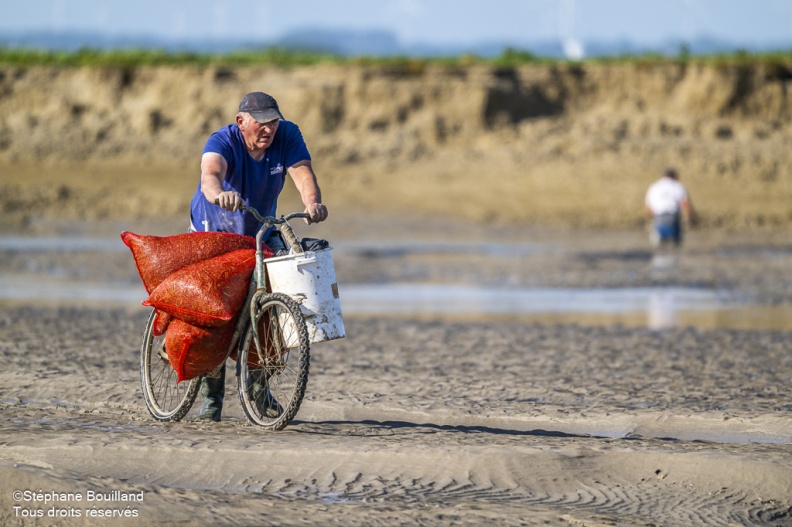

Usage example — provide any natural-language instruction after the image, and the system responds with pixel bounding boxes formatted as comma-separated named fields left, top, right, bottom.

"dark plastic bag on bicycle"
left=267, top=232, right=329, bottom=256
left=165, top=317, right=237, bottom=383
left=121, top=231, right=260, bottom=293
left=300, top=237, right=330, bottom=252
left=143, top=249, right=256, bottom=327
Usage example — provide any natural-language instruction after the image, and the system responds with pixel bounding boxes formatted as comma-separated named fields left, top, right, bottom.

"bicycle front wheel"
left=140, top=309, right=200, bottom=421
left=237, top=293, right=310, bottom=430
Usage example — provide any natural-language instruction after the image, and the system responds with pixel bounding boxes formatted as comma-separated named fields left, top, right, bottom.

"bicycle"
left=139, top=205, right=321, bottom=430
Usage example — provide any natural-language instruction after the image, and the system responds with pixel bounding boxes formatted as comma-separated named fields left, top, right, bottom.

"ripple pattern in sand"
left=2, top=307, right=792, bottom=526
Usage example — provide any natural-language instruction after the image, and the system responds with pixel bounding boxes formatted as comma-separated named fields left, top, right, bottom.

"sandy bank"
left=1, top=62, right=791, bottom=229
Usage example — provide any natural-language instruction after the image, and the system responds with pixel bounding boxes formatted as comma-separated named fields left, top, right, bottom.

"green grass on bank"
left=0, top=47, right=341, bottom=67
left=1, top=45, right=791, bottom=70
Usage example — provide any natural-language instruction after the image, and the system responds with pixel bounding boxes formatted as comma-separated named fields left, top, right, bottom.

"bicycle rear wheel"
left=237, top=292, right=310, bottom=430
left=140, top=309, right=200, bottom=421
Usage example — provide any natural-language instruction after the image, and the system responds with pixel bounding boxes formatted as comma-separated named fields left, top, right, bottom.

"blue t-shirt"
left=189, top=120, right=311, bottom=237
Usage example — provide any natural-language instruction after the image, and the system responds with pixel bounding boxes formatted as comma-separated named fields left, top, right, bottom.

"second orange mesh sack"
left=165, top=318, right=238, bottom=383
left=144, top=247, right=259, bottom=382
left=143, top=249, right=256, bottom=327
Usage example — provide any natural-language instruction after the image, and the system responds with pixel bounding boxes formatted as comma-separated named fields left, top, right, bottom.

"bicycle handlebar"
left=212, top=198, right=310, bottom=284
left=241, top=205, right=310, bottom=225
left=213, top=198, right=310, bottom=225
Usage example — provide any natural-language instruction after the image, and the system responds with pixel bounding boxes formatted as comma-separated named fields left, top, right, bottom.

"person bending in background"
left=644, top=167, right=697, bottom=248
left=190, top=91, right=328, bottom=421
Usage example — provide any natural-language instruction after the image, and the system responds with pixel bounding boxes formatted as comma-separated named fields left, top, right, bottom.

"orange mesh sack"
left=120, top=231, right=259, bottom=293
left=165, top=318, right=237, bottom=383
left=143, top=249, right=256, bottom=327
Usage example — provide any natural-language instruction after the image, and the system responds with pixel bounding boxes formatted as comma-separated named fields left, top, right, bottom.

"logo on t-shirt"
left=270, top=163, right=283, bottom=175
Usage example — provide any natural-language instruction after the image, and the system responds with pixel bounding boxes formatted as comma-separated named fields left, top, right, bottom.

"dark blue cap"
left=238, top=92, right=284, bottom=123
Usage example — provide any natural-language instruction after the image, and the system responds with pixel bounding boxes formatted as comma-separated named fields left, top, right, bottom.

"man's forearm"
left=201, top=174, right=225, bottom=202
left=290, top=164, right=323, bottom=205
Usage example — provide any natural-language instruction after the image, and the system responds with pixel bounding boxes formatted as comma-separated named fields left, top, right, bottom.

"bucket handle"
left=295, top=255, right=317, bottom=267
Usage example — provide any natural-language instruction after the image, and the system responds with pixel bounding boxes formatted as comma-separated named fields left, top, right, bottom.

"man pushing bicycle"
left=189, top=91, right=328, bottom=421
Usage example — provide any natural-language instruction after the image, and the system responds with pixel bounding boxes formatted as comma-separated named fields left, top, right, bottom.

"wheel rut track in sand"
left=2, top=307, right=792, bottom=526
left=1, top=406, right=791, bottom=527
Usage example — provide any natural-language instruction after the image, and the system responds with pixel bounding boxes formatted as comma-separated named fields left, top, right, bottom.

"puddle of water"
left=0, top=276, right=145, bottom=304
left=0, top=236, right=124, bottom=252
left=1, top=233, right=789, bottom=330
left=340, top=284, right=732, bottom=314
left=0, top=236, right=546, bottom=257
left=339, top=284, right=790, bottom=330
left=333, top=240, right=547, bottom=257
left=2, top=275, right=789, bottom=330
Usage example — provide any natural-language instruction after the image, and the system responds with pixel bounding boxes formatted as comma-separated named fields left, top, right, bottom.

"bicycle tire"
left=140, top=309, right=200, bottom=421
left=237, top=292, right=310, bottom=430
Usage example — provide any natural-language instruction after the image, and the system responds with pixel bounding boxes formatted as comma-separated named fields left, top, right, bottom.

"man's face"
left=240, top=115, right=279, bottom=151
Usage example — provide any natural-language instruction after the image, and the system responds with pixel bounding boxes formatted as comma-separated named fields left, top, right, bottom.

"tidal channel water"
left=1, top=233, right=790, bottom=330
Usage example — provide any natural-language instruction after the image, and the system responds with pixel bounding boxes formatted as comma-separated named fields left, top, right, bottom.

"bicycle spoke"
left=238, top=293, right=309, bottom=430
left=140, top=310, right=199, bottom=421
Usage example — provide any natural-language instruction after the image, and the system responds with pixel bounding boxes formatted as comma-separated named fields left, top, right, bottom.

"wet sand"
left=1, top=309, right=791, bottom=526
left=1, top=214, right=791, bottom=526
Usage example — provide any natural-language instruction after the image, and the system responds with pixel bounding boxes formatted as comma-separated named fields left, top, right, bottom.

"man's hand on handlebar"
left=211, top=193, right=323, bottom=224
left=304, top=203, right=328, bottom=224
left=214, top=191, right=243, bottom=212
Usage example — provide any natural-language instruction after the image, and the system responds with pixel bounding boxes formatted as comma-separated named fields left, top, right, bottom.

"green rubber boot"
left=199, top=364, right=226, bottom=422
left=250, top=370, right=283, bottom=418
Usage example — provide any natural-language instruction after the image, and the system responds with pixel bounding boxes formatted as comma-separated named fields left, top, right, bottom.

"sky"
left=1, top=0, right=791, bottom=51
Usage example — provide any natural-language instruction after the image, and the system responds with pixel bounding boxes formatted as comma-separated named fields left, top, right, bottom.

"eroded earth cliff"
left=2, top=61, right=791, bottom=229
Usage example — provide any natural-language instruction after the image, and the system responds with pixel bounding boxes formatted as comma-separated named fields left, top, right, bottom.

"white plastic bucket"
left=265, top=248, right=345, bottom=345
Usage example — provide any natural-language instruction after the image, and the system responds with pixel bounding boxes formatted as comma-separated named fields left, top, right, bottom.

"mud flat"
left=0, top=307, right=791, bottom=527
left=1, top=216, right=792, bottom=526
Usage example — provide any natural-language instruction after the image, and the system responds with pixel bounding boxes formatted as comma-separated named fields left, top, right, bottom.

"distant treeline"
left=0, top=46, right=791, bottom=69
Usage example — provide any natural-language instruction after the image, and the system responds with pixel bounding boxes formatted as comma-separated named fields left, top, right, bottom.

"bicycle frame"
left=250, top=208, right=307, bottom=291
left=214, top=206, right=311, bottom=372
